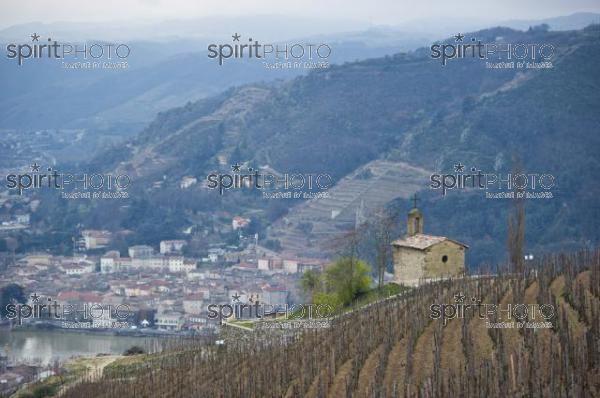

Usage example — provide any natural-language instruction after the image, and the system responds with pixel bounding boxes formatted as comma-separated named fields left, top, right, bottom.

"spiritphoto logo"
left=429, top=162, right=555, bottom=199
left=3, top=293, right=131, bottom=326
left=207, top=33, right=331, bottom=69
left=5, top=33, right=130, bottom=69
left=206, top=163, right=332, bottom=198
left=431, top=33, right=555, bottom=69
left=430, top=292, right=555, bottom=329
left=4, top=162, right=130, bottom=199
left=207, top=294, right=336, bottom=324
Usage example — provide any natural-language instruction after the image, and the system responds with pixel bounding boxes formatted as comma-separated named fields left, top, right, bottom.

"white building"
left=62, top=262, right=94, bottom=276
left=155, top=312, right=184, bottom=330
left=132, top=256, right=165, bottom=269
left=62, top=265, right=87, bottom=276
left=160, top=240, right=187, bottom=254
left=100, top=251, right=123, bottom=273
left=82, top=230, right=112, bottom=250
left=257, top=257, right=283, bottom=272
left=166, top=256, right=185, bottom=272
left=123, top=284, right=153, bottom=297
left=128, top=245, right=154, bottom=258
left=180, top=176, right=197, bottom=189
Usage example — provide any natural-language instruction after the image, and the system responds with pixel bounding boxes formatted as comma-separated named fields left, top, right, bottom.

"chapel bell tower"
left=406, top=194, right=423, bottom=236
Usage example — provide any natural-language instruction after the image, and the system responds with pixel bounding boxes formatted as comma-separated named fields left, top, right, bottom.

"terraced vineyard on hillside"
left=63, top=250, right=600, bottom=397
left=269, top=160, right=431, bottom=257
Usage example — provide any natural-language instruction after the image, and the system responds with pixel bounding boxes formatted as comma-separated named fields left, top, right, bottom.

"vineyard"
left=63, top=250, right=600, bottom=397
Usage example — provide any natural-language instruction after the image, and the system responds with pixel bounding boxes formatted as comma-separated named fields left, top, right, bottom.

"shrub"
left=123, top=345, right=146, bottom=356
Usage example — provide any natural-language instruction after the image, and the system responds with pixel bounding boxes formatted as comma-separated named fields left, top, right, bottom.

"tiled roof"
left=392, top=234, right=468, bottom=250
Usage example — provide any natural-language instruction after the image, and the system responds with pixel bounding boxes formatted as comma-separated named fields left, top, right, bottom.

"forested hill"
left=75, top=25, right=600, bottom=265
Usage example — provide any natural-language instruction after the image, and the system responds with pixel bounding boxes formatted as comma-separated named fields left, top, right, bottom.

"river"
left=0, top=328, right=166, bottom=365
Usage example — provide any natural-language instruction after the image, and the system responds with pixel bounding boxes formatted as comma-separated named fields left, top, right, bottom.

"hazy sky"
left=1, top=0, right=599, bottom=29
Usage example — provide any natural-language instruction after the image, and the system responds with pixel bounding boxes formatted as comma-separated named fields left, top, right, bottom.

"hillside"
left=60, top=250, right=600, bottom=397
left=58, top=25, right=600, bottom=266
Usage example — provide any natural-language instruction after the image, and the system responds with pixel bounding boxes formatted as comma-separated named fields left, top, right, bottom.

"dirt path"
left=57, top=355, right=121, bottom=396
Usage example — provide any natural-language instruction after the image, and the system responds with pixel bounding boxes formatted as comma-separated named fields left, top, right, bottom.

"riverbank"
left=0, top=321, right=210, bottom=338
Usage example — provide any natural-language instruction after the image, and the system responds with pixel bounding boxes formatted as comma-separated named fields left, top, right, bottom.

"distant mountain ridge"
left=0, top=26, right=431, bottom=136
left=1, top=12, right=598, bottom=136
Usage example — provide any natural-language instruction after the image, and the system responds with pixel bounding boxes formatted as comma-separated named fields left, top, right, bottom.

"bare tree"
left=325, top=224, right=367, bottom=270
left=371, top=208, right=400, bottom=288
left=326, top=207, right=399, bottom=289
left=507, top=157, right=526, bottom=274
